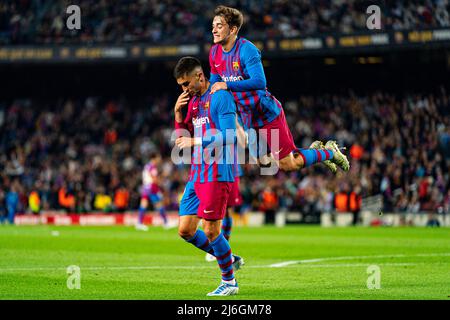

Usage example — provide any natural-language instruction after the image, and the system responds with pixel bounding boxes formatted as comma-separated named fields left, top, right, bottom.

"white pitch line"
left=268, top=252, right=450, bottom=267
left=0, top=253, right=448, bottom=272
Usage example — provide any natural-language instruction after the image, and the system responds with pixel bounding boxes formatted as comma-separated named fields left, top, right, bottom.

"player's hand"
left=174, top=91, right=190, bottom=112
left=175, top=136, right=194, bottom=148
left=210, top=82, right=227, bottom=94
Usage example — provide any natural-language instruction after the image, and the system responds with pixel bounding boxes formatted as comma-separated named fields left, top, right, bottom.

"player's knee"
left=178, top=226, right=195, bottom=240
left=203, top=228, right=220, bottom=242
left=140, top=200, right=148, bottom=208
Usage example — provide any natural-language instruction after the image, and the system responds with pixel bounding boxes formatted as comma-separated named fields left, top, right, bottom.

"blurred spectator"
left=5, top=181, right=19, bottom=224
left=28, top=189, right=41, bottom=215
left=93, top=186, right=112, bottom=212
left=58, top=184, right=75, bottom=212
left=260, top=186, right=278, bottom=224
left=0, top=187, right=6, bottom=223
left=113, top=185, right=130, bottom=212
left=349, top=185, right=362, bottom=225
left=334, top=188, right=349, bottom=213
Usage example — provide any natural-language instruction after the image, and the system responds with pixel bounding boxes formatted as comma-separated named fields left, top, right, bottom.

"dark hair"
left=214, top=5, right=244, bottom=31
left=149, top=152, right=160, bottom=160
left=173, top=56, right=202, bottom=79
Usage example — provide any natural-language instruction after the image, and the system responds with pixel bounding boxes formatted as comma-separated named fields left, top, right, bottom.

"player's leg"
left=278, top=148, right=336, bottom=172
left=136, top=197, right=149, bottom=231
left=207, top=177, right=245, bottom=266
left=203, top=218, right=239, bottom=296
left=222, top=208, right=233, bottom=241
left=206, top=206, right=232, bottom=262
left=196, top=181, right=239, bottom=296
left=7, top=205, right=15, bottom=225
left=179, top=181, right=215, bottom=256
left=222, top=177, right=242, bottom=242
left=178, top=214, right=217, bottom=256
left=262, top=108, right=345, bottom=172
left=152, top=192, right=169, bottom=227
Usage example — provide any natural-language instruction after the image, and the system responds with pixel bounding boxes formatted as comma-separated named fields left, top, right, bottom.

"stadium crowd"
left=1, top=0, right=450, bottom=45
left=0, top=87, right=449, bottom=222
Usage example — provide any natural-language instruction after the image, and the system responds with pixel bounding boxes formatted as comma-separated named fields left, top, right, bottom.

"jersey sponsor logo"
left=203, top=209, right=214, bottom=214
left=221, top=75, right=244, bottom=82
left=215, top=64, right=221, bottom=68
left=192, top=116, right=210, bottom=128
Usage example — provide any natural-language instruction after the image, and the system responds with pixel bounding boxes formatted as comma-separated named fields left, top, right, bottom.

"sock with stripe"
left=186, top=229, right=215, bottom=256
left=158, top=206, right=168, bottom=224
left=138, top=206, right=146, bottom=224
left=221, top=215, right=232, bottom=241
left=210, top=233, right=235, bottom=283
left=295, top=149, right=334, bottom=167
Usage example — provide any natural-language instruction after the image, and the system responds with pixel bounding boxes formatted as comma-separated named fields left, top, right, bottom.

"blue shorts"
left=142, top=190, right=162, bottom=204
left=149, top=193, right=162, bottom=204
left=179, top=181, right=199, bottom=216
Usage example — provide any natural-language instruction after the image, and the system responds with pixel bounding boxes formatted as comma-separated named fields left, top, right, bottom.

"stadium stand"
left=1, top=89, right=448, bottom=219
left=1, top=0, right=449, bottom=44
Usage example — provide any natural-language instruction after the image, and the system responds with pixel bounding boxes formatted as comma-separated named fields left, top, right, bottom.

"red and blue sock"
left=295, top=148, right=334, bottom=167
left=138, top=206, right=146, bottom=224
left=158, top=207, right=167, bottom=224
left=210, top=233, right=235, bottom=282
left=221, top=215, right=232, bottom=241
left=186, top=230, right=215, bottom=256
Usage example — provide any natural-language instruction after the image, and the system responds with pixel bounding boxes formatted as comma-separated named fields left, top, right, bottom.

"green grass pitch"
left=0, top=225, right=449, bottom=300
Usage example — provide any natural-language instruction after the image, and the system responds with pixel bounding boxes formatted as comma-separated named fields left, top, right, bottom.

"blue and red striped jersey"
left=209, top=37, right=282, bottom=129
left=175, top=86, right=237, bottom=183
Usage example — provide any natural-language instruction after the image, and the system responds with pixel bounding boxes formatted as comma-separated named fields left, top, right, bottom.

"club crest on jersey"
left=233, top=61, right=240, bottom=71
left=204, top=101, right=210, bottom=109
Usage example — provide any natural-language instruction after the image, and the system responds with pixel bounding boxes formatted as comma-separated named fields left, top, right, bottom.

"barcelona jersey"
left=175, top=86, right=237, bottom=183
left=209, top=37, right=282, bottom=129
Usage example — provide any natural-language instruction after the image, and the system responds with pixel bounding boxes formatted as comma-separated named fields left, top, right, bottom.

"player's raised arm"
left=174, top=90, right=191, bottom=128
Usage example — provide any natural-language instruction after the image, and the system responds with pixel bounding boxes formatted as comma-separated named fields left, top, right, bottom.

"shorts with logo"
left=179, top=180, right=233, bottom=220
